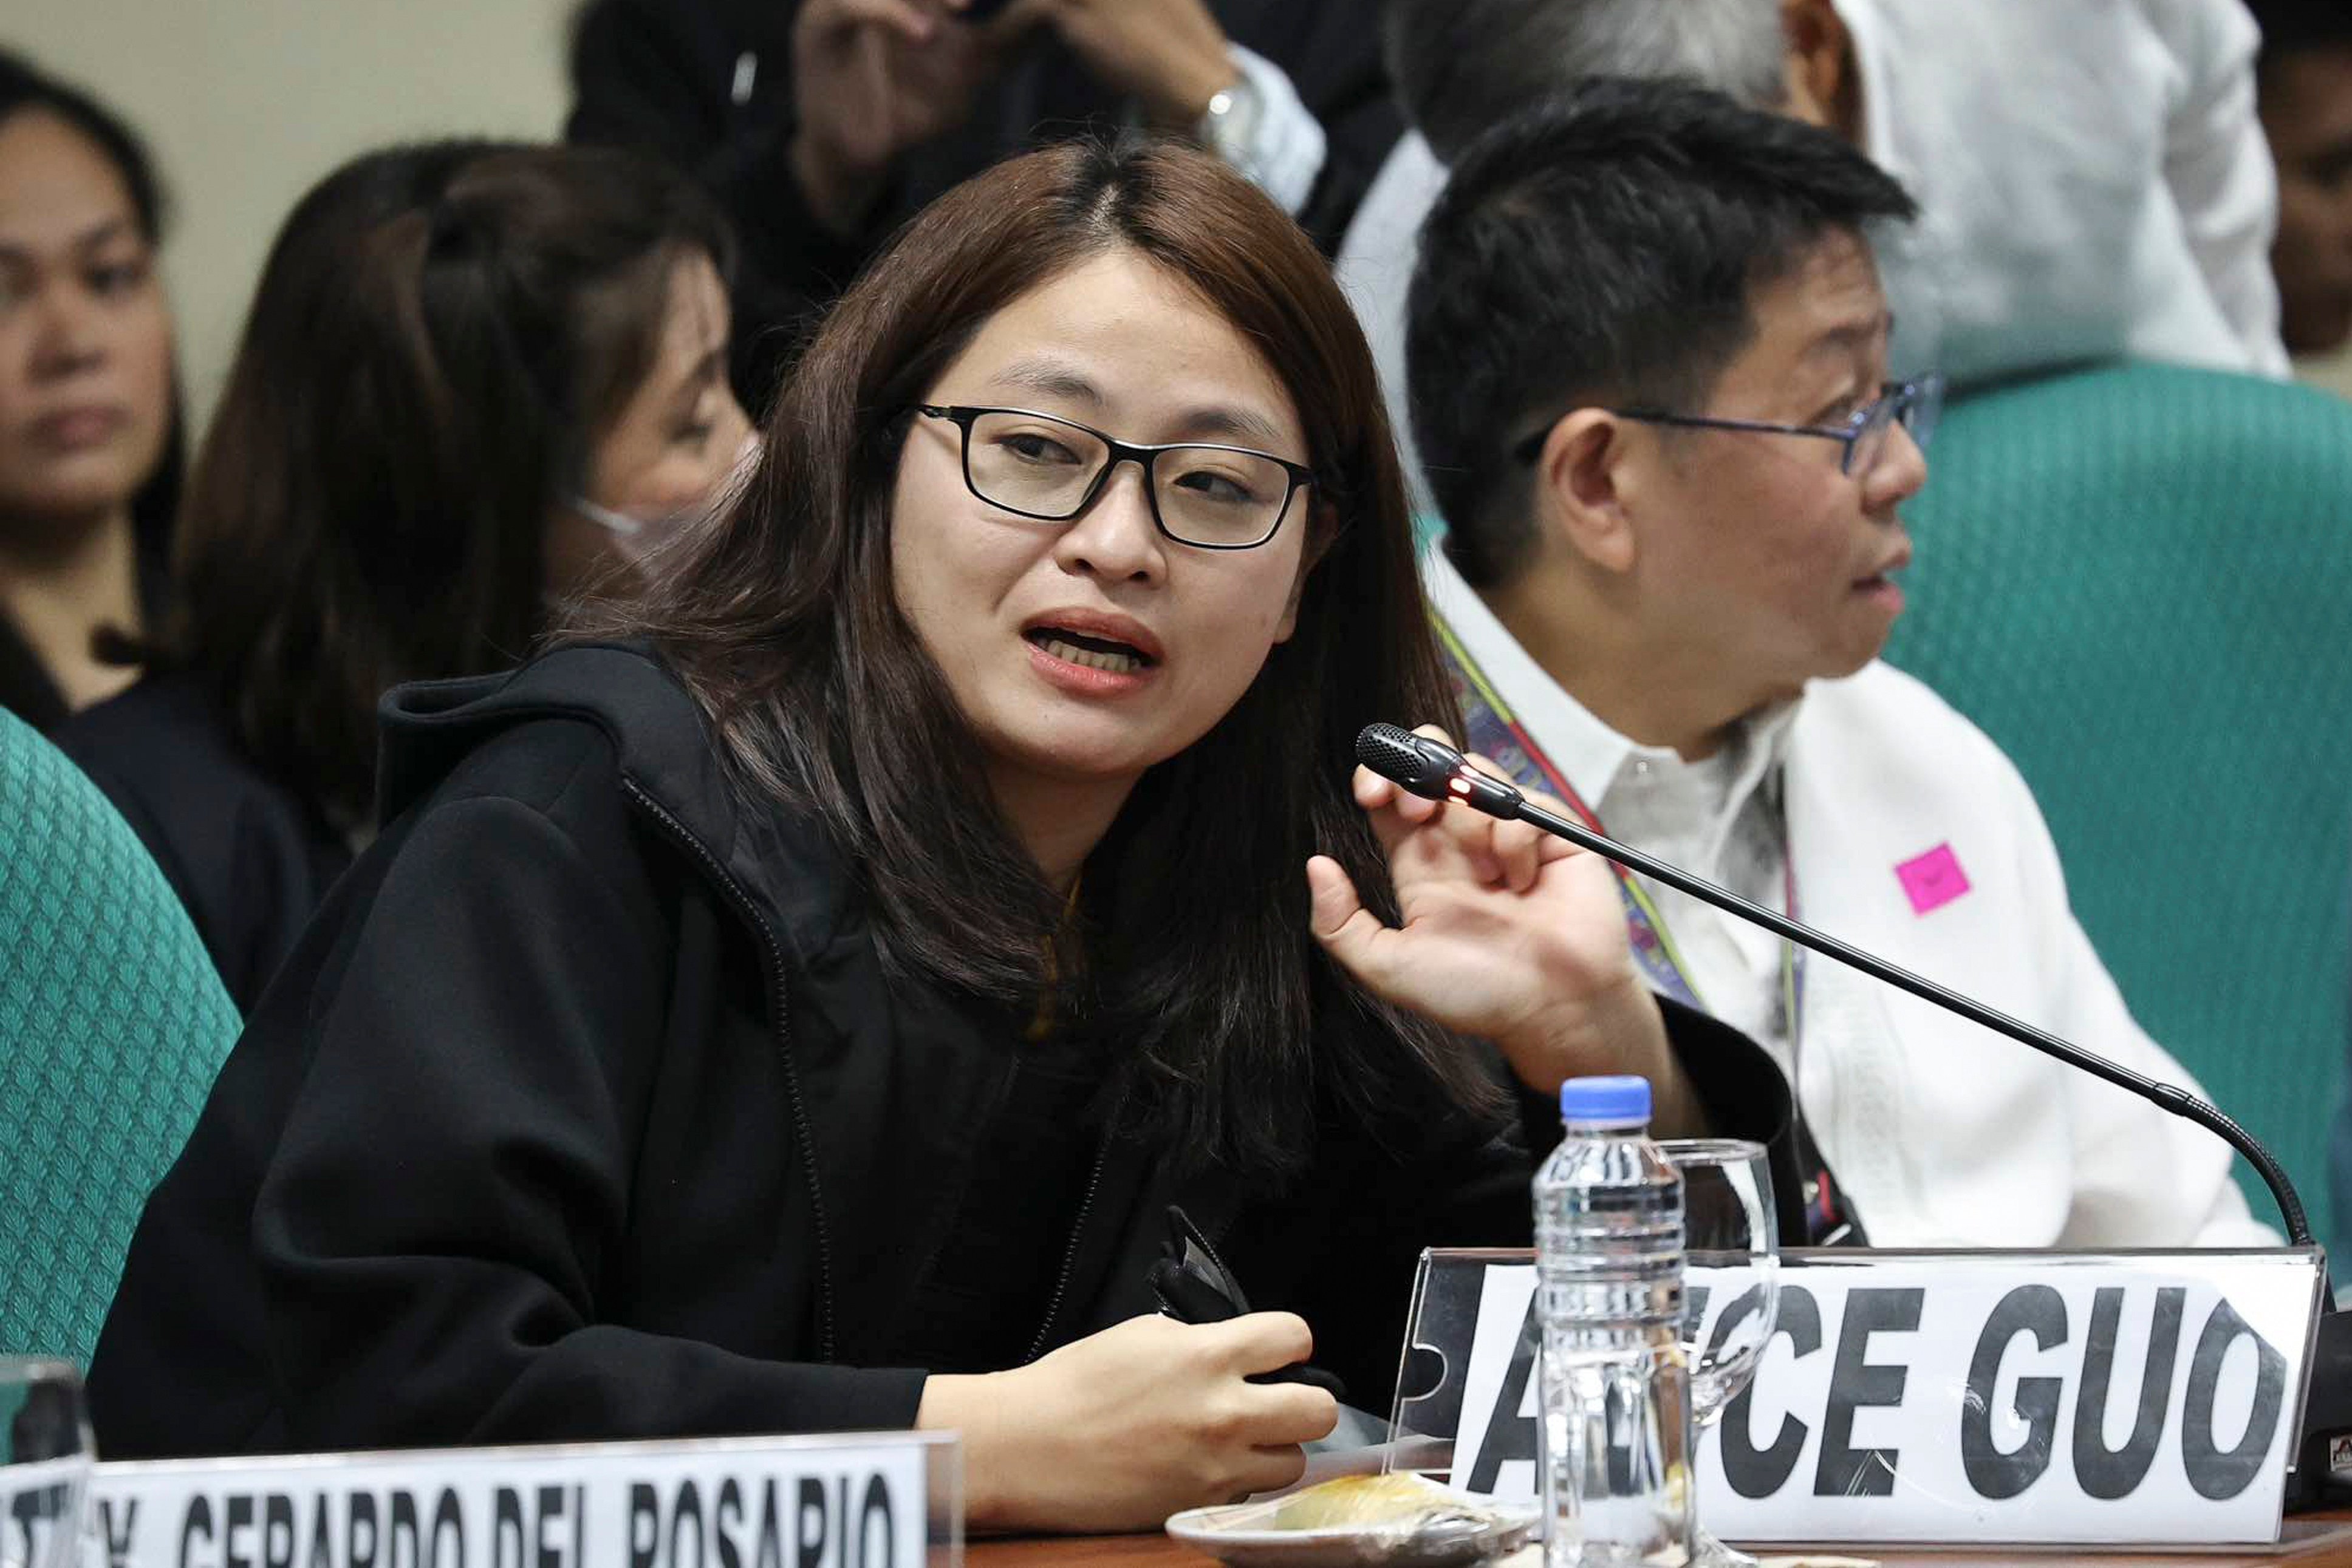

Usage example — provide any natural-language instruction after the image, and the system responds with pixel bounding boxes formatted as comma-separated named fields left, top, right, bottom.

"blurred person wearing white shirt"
left=1404, top=80, right=2275, bottom=1249
left=1345, top=0, right=2291, bottom=503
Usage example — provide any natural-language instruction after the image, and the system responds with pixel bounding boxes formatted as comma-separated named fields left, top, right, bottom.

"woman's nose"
left=1052, top=458, right=1167, bottom=582
left=30, top=279, right=111, bottom=377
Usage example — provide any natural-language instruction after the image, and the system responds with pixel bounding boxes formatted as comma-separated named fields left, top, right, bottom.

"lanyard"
left=1435, top=616, right=1858, bottom=1244
left=1434, top=617, right=1802, bottom=1028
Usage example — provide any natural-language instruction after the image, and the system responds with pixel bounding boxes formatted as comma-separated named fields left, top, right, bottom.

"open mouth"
left=1025, top=626, right=1156, bottom=675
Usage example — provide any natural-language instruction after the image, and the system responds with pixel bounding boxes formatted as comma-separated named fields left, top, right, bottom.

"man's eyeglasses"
left=916, top=404, right=1316, bottom=551
left=1512, top=376, right=1947, bottom=477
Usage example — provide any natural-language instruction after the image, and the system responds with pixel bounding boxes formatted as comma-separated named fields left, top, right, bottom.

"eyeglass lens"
left=1849, top=382, right=1941, bottom=476
left=962, top=410, right=1292, bottom=547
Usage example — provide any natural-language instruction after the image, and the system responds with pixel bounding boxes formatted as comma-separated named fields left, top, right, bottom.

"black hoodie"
left=87, top=643, right=1793, bottom=1459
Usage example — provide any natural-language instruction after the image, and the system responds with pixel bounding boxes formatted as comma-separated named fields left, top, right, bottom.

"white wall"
left=7, top=0, right=576, bottom=430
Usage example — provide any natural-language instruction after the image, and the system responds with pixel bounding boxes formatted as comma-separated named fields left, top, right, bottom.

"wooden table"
left=966, top=1510, right=2352, bottom=1567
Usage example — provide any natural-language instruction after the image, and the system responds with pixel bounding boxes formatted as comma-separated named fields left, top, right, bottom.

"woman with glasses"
left=90, top=138, right=1788, bottom=1529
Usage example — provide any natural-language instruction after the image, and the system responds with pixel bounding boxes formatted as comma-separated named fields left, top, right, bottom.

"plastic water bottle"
left=1534, top=1074, right=1691, bottom=1567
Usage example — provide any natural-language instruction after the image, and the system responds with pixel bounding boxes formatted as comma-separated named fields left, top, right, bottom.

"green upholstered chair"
left=0, top=708, right=238, bottom=1365
left=1882, top=363, right=2352, bottom=1239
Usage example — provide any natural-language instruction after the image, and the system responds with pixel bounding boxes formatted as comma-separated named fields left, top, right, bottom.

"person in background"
left=1347, top=0, right=2290, bottom=499
left=1405, top=80, right=2274, bottom=1250
left=566, top=0, right=1402, bottom=404
left=53, top=141, right=752, bottom=1012
left=0, top=50, right=179, bottom=731
left=89, top=139, right=1796, bottom=1522
left=2248, top=0, right=2352, bottom=360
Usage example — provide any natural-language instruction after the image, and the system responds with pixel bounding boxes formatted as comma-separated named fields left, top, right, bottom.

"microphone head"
left=1356, top=722, right=1528, bottom=819
left=1356, top=722, right=1462, bottom=801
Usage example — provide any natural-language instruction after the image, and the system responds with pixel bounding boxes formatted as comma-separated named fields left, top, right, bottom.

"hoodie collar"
left=376, top=641, right=852, bottom=963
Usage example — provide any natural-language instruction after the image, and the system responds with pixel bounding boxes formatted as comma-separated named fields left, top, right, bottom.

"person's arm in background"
left=567, top=0, right=1005, bottom=403
left=1006, top=0, right=1402, bottom=251
left=2147, top=0, right=2294, bottom=377
left=1225, top=0, right=1408, bottom=253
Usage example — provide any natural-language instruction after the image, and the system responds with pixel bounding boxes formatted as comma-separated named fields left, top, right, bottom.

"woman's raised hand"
left=917, top=1312, right=1339, bottom=1532
left=1308, top=725, right=1700, bottom=1125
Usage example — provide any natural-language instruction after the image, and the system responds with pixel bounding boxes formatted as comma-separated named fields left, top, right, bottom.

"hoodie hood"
left=375, top=641, right=852, bottom=963
left=378, top=643, right=724, bottom=827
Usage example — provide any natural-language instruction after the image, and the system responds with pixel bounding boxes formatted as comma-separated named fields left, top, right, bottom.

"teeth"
left=1040, top=636, right=1143, bottom=674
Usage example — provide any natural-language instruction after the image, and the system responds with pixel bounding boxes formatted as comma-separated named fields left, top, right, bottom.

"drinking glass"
left=1657, top=1139, right=1780, bottom=1568
left=0, top=1359, right=95, bottom=1568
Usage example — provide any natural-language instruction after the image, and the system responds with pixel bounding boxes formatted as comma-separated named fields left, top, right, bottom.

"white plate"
left=1165, top=1481, right=1539, bottom=1567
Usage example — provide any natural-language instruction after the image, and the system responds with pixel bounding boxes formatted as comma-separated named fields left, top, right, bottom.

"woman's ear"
left=1272, top=498, right=1342, bottom=643
left=1780, top=0, right=1860, bottom=142
left=1533, top=411, right=1640, bottom=577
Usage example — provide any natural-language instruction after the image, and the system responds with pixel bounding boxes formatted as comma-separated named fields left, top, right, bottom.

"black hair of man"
left=2246, top=0, right=2352, bottom=68
left=1406, top=77, right=1916, bottom=588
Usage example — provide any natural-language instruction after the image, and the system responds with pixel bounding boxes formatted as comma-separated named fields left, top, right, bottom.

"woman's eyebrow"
left=75, top=217, right=135, bottom=253
left=987, top=357, right=1105, bottom=406
left=1169, top=404, right=1286, bottom=449
left=984, top=356, right=1290, bottom=450
left=0, top=216, right=133, bottom=268
left=994, top=359, right=1290, bottom=445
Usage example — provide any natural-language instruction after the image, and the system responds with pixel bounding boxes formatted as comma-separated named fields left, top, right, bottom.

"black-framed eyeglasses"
left=1511, top=375, right=1946, bottom=477
left=916, top=404, right=1316, bottom=551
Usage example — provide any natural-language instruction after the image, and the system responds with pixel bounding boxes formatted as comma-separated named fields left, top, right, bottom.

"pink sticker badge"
left=1896, top=842, right=1971, bottom=915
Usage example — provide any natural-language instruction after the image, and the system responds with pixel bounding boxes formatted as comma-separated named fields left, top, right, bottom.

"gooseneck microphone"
left=1359, top=724, right=2352, bottom=1505
left=1355, top=722, right=2315, bottom=1249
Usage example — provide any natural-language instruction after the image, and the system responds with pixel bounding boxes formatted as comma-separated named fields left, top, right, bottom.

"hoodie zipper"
left=622, top=778, right=837, bottom=1360
left=1024, top=1137, right=1110, bottom=1364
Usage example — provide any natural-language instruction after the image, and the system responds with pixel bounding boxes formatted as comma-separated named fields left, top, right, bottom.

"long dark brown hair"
left=156, top=140, right=733, bottom=831
left=584, top=138, right=1488, bottom=1173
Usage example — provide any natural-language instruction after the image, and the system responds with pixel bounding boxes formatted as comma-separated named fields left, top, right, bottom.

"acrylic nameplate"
left=52, top=1431, right=960, bottom=1568
left=1386, top=1247, right=2325, bottom=1545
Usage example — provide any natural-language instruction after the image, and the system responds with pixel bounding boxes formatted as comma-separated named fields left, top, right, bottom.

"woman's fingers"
left=1209, top=1311, right=1315, bottom=1375
left=1246, top=1383, right=1341, bottom=1446
left=1238, top=1444, right=1312, bottom=1499
left=1306, top=856, right=1407, bottom=1000
left=1349, top=721, right=1461, bottom=814
left=1463, top=768, right=1544, bottom=889
left=1203, top=1313, right=1341, bottom=1444
left=1351, top=727, right=1537, bottom=878
left=1351, top=762, right=1436, bottom=825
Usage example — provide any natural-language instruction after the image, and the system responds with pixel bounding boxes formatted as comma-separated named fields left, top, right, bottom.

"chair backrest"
left=0, top=709, right=238, bottom=1365
left=1883, top=363, right=2352, bottom=1238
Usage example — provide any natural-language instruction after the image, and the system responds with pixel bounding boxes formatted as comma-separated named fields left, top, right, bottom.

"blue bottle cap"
left=1559, top=1074, right=1652, bottom=1125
